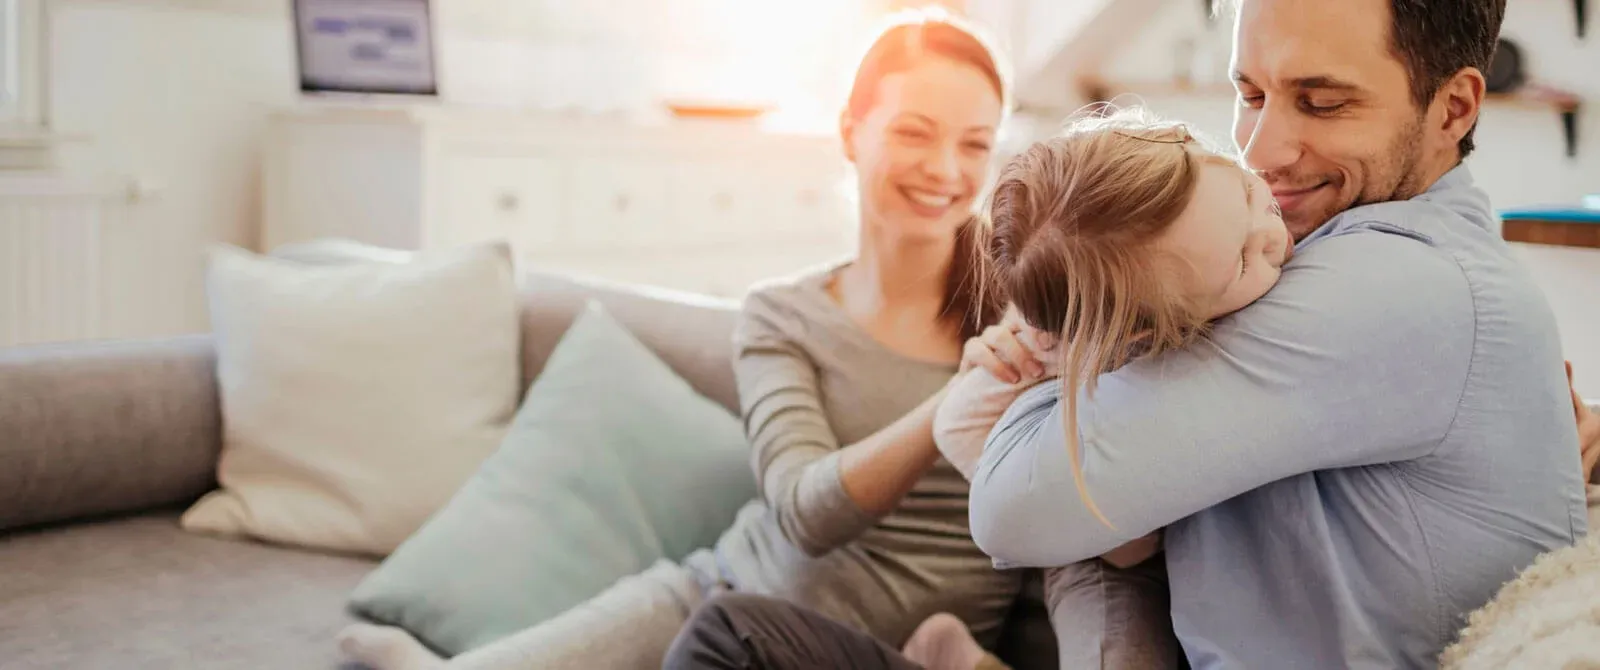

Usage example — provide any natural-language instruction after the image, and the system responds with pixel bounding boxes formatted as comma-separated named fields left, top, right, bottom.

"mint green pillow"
left=348, top=301, right=756, bottom=655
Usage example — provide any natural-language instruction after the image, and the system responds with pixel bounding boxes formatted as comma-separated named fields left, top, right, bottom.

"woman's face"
left=842, top=57, right=1002, bottom=243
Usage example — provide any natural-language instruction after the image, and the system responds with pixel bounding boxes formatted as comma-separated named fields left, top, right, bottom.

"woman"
left=338, top=10, right=1027, bottom=670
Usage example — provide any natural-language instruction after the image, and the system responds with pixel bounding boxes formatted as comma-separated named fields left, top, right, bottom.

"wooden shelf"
left=1082, top=79, right=1232, bottom=100
left=1486, top=92, right=1581, bottom=113
left=1503, top=217, right=1600, bottom=249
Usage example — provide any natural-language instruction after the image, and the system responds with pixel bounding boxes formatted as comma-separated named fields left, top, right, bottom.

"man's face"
left=1231, top=0, right=1432, bottom=241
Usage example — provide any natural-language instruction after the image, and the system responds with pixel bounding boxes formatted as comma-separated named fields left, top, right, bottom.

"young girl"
left=904, top=105, right=1292, bottom=670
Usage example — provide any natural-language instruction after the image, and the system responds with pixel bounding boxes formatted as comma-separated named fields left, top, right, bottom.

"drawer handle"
left=497, top=192, right=520, bottom=212
left=713, top=192, right=733, bottom=210
left=614, top=194, right=631, bottom=212
left=798, top=189, right=819, bottom=206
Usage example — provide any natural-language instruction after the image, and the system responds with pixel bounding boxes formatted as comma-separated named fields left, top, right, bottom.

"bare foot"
left=337, top=622, right=447, bottom=670
left=902, top=613, right=990, bottom=670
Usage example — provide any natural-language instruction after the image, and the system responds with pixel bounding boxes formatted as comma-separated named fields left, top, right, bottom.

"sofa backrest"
left=0, top=270, right=740, bottom=534
left=517, top=271, right=739, bottom=412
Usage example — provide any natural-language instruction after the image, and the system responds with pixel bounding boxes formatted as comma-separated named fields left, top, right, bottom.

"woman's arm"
left=736, top=291, right=946, bottom=558
left=837, top=307, right=1070, bottom=512
left=836, top=390, right=948, bottom=514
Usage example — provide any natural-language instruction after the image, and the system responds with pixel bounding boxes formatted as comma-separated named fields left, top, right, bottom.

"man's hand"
left=1100, top=531, right=1163, bottom=569
left=1567, top=362, right=1598, bottom=483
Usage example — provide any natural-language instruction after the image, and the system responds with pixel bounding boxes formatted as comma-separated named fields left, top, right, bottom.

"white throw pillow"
left=182, top=241, right=521, bottom=557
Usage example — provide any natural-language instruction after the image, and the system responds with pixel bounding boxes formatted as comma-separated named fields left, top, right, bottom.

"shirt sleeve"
left=969, top=229, right=1476, bottom=567
left=934, top=368, right=1042, bottom=481
left=734, top=291, right=875, bottom=557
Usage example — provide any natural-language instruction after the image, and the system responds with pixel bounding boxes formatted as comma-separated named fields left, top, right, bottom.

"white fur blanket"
left=1439, top=528, right=1600, bottom=669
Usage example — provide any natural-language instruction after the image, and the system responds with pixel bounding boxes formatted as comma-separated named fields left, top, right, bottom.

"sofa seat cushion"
left=0, top=510, right=373, bottom=669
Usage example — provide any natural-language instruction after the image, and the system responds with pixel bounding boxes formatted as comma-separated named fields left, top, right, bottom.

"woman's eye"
left=1239, top=251, right=1251, bottom=278
left=1238, top=93, right=1265, bottom=109
left=896, top=128, right=930, bottom=140
left=964, top=141, right=991, bottom=152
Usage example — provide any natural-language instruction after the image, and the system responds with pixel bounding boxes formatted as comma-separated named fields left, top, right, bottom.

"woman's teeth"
left=904, top=188, right=956, bottom=208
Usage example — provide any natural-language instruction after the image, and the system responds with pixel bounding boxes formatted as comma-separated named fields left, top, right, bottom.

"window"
left=0, top=0, right=44, bottom=128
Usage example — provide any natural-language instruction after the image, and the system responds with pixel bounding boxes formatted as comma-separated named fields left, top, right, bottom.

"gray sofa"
left=0, top=270, right=1056, bottom=670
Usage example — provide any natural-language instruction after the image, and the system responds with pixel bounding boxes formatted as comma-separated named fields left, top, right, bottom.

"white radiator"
left=0, top=176, right=123, bottom=347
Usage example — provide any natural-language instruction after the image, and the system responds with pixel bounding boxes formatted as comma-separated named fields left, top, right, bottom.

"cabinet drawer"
left=566, top=157, right=673, bottom=251
left=670, top=161, right=761, bottom=239
left=436, top=153, right=567, bottom=254
left=671, top=162, right=852, bottom=246
left=778, top=170, right=853, bottom=243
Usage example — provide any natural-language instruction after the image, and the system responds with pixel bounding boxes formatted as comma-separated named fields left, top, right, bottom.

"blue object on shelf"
left=1499, top=206, right=1600, bottom=224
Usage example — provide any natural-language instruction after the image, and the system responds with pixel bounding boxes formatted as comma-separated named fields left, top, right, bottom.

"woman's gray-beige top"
left=711, top=264, right=1022, bottom=647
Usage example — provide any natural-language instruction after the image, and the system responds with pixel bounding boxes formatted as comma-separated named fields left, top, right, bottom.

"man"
left=966, top=0, right=1586, bottom=666
left=661, top=0, right=1594, bottom=668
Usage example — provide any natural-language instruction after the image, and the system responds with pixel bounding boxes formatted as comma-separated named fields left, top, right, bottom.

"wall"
left=50, top=0, right=296, bottom=339
left=1075, top=0, right=1600, bottom=395
left=30, top=0, right=1600, bottom=392
left=37, top=0, right=885, bottom=340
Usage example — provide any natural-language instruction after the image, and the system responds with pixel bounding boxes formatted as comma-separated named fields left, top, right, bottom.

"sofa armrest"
left=0, top=335, right=221, bottom=533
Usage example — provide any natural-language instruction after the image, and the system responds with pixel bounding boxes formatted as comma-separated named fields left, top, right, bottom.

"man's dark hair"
left=1388, top=0, right=1507, bottom=159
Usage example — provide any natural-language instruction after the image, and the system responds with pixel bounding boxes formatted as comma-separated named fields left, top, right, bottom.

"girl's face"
left=841, top=57, right=1002, bottom=243
left=1158, top=163, right=1293, bottom=318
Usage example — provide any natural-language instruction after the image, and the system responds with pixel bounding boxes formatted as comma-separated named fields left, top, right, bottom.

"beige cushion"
left=181, top=242, right=521, bottom=556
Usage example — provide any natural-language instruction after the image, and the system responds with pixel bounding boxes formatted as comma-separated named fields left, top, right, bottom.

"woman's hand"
left=961, top=308, right=1057, bottom=384
left=1568, top=362, right=1599, bottom=483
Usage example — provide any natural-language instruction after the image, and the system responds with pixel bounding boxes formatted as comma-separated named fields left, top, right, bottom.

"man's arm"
left=969, top=231, right=1476, bottom=566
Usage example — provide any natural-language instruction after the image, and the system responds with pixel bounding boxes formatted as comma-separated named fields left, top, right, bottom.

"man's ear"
left=1435, top=67, right=1486, bottom=151
left=839, top=109, right=858, bottom=164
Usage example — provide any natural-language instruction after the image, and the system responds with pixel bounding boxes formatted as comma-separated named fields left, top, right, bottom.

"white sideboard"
left=261, top=104, right=858, bottom=297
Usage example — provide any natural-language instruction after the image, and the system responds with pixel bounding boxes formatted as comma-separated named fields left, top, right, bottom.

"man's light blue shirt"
left=970, top=166, right=1588, bottom=668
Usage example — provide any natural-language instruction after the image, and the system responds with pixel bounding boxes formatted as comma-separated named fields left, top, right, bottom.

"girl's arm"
left=943, top=320, right=1162, bottom=568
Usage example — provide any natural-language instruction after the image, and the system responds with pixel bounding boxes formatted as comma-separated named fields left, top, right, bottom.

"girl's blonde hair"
left=975, top=106, right=1239, bottom=528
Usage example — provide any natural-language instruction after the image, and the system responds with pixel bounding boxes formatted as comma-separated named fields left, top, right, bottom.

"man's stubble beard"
left=1286, top=113, right=1431, bottom=238
left=1350, top=113, right=1430, bottom=214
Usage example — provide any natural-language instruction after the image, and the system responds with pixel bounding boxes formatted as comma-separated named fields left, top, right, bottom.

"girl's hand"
left=961, top=308, right=1056, bottom=384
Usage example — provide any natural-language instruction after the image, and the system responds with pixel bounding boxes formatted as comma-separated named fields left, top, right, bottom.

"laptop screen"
left=293, top=0, right=437, bottom=96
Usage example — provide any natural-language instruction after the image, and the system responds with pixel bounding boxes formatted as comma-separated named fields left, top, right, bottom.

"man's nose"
left=1238, top=104, right=1304, bottom=173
